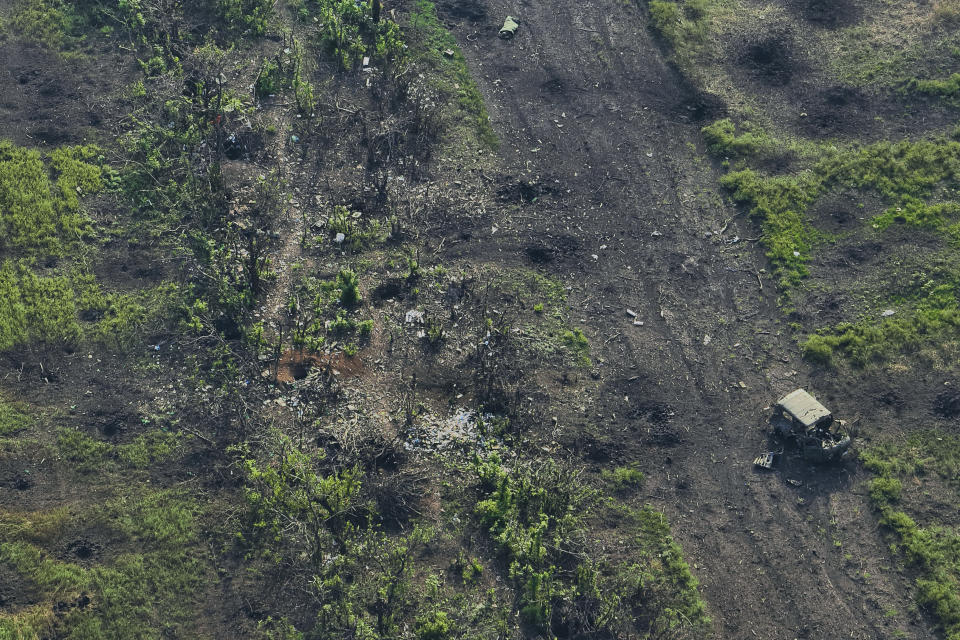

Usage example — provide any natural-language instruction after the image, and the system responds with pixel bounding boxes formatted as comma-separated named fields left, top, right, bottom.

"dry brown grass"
left=933, top=0, right=960, bottom=26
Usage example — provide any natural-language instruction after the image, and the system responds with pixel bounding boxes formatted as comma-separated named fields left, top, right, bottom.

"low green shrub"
left=702, top=119, right=773, bottom=157
left=561, top=328, right=591, bottom=368
left=0, top=397, right=32, bottom=437
left=862, top=437, right=960, bottom=638
left=602, top=464, right=645, bottom=489
left=905, top=73, right=960, bottom=100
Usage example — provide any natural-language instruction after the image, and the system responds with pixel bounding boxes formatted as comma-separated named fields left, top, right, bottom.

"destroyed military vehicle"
left=768, top=388, right=851, bottom=463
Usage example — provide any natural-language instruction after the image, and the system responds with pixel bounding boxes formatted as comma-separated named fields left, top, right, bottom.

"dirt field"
left=1, top=0, right=957, bottom=638
left=433, top=1, right=937, bottom=637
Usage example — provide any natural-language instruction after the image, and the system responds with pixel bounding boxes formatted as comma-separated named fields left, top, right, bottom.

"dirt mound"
left=274, top=349, right=364, bottom=383
left=739, top=32, right=799, bottom=86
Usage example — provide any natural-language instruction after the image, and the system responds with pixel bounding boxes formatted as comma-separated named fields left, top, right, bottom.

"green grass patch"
left=861, top=433, right=960, bottom=639
left=57, top=427, right=186, bottom=473
left=802, top=263, right=960, bottom=366
left=0, top=141, right=103, bottom=258
left=905, top=73, right=960, bottom=101
left=0, top=490, right=206, bottom=639
left=647, top=0, right=713, bottom=70
left=714, top=130, right=960, bottom=290
left=719, top=169, right=822, bottom=287
left=0, top=397, right=33, bottom=437
left=408, top=0, right=498, bottom=149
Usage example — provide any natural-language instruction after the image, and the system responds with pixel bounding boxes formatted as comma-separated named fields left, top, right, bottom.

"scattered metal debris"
left=753, top=451, right=775, bottom=469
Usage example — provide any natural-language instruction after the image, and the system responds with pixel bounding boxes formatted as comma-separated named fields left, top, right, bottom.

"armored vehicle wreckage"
left=755, top=388, right=851, bottom=467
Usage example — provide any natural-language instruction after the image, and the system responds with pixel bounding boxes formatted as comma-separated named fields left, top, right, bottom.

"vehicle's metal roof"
left=776, top=388, right=831, bottom=428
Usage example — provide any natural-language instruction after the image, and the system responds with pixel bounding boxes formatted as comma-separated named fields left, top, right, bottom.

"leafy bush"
left=218, top=0, right=274, bottom=35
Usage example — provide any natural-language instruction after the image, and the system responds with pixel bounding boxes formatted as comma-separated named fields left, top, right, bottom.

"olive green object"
left=771, top=388, right=852, bottom=463
left=499, top=16, right=519, bottom=39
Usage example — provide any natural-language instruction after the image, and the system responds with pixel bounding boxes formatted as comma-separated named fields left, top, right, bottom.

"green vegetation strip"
left=705, top=120, right=960, bottom=365
left=862, top=432, right=960, bottom=640
left=408, top=0, right=498, bottom=149
left=0, top=141, right=178, bottom=352
left=646, top=0, right=712, bottom=70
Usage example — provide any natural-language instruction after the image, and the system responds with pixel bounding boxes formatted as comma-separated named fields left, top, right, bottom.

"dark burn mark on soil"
left=524, top=235, right=579, bottom=264
left=0, top=44, right=124, bottom=147
left=675, top=89, right=727, bottom=123
left=739, top=32, right=799, bottom=86
left=0, top=566, right=39, bottom=613
left=801, top=86, right=868, bottom=137
left=372, top=279, right=405, bottom=305
left=435, top=0, right=486, bottom=23
left=62, top=538, right=102, bottom=565
left=497, top=177, right=559, bottom=203
left=934, top=389, right=960, bottom=418
left=786, top=0, right=863, bottom=28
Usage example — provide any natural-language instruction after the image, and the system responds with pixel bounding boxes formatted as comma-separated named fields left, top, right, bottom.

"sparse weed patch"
left=861, top=434, right=960, bottom=639
left=0, top=397, right=32, bottom=437
left=646, top=0, right=713, bottom=70
left=408, top=0, right=498, bottom=149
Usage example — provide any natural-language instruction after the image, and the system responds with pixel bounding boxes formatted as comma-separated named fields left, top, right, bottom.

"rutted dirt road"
left=438, top=0, right=929, bottom=637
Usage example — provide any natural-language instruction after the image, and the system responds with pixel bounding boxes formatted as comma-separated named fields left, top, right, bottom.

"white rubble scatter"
left=405, top=309, right=424, bottom=324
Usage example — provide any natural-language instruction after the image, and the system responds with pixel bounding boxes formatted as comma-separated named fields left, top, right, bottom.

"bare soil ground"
left=0, top=0, right=956, bottom=638
left=430, top=0, right=939, bottom=637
